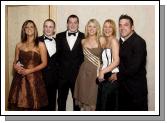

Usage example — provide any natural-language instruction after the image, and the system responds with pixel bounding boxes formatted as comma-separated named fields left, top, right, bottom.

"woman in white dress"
left=96, top=19, right=120, bottom=111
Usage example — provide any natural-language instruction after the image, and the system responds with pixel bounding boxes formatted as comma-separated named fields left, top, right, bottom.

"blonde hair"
left=103, top=19, right=117, bottom=37
left=85, top=19, right=101, bottom=41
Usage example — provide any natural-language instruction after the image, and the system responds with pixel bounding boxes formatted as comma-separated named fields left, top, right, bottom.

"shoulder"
left=38, top=42, right=46, bottom=48
left=111, top=38, right=119, bottom=45
left=56, top=31, right=66, bottom=37
left=38, top=36, right=44, bottom=42
left=79, top=31, right=84, bottom=36
left=16, top=42, right=22, bottom=49
left=133, top=32, right=146, bottom=47
left=81, top=39, right=86, bottom=45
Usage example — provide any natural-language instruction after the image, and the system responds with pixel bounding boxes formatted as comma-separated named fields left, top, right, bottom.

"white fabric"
left=66, top=31, right=78, bottom=50
left=101, top=48, right=119, bottom=73
left=44, top=37, right=56, bottom=57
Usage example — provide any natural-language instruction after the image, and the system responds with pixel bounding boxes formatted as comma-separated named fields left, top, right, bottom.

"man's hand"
left=109, top=73, right=117, bottom=81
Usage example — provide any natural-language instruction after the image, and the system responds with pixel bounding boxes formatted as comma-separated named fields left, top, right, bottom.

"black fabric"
left=117, top=32, right=148, bottom=111
left=96, top=73, right=119, bottom=111
left=38, top=35, right=60, bottom=111
left=68, top=32, right=76, bottom=36
left=56, top=31, right=85, bottom=111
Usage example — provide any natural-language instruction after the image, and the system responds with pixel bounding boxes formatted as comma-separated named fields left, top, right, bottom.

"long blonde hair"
left=85, top=19, right=101, bottom=41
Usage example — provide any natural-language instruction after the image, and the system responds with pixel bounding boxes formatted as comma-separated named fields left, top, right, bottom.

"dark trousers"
left=96, top=79, right=119, bottom=111
left=41, top=68, right=58, bottom=111
left=118, top=85, right=148, bottom=111
left=58, top=78, right=80, bottom=111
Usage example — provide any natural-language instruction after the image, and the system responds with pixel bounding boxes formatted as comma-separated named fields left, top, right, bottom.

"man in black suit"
left=110, top=14, right=148, bottom=111
left=56, top=15, right=84, bottom=111
left=39, top=19, right=59, bottom=111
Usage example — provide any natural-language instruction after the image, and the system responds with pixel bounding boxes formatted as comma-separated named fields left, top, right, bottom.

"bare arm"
left=101, top=38, right=119, bottom=73
left=99, top=38, right=119, bottom=80
left=21, top=42, right=47, bottom=75
left=13, top=43, right=24, bottom=72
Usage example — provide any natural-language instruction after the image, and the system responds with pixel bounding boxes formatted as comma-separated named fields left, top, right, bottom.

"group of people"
left=8, top=14, right=148, bottom=111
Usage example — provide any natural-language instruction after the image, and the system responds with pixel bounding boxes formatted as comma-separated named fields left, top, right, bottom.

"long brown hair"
left=21, top=20, right=38, bottom=46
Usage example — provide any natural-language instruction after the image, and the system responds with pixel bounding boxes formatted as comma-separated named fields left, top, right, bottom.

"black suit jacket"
left=38, top=35, right=60, bottom=83
left=56, top=31, right=85, bottom=82
left=117, top=32, right=148, bottom=99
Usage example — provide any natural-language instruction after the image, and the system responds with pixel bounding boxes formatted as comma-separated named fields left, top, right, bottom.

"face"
left=67, top=17, right=79, bottom=32
left=119, top=19, right=134, bottom=38
left=43, top=21, right=55, bottom=37
left=87, top=22, right=97, bottom=36
left=25, top=22, right=35, bottom=36
left=103, top=22, right=113, bottom=37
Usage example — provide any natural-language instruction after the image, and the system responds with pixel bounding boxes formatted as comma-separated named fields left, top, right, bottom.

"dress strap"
left=83, top=47, right=100, bottom=68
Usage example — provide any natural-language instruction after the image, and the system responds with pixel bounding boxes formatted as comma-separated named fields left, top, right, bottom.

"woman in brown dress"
left=8, top=20, right=48, bottom=111
left=74, top=19, right=105, bottom=111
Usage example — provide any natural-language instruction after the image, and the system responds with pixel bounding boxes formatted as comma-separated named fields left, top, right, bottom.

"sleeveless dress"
left=74, top=45, right=102, bottom=110
left=96, top=48, right=119, bottom=111
left=8, top=50, right=48, bottom=110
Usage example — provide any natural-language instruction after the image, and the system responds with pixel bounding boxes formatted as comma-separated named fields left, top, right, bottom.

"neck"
left=88, top=35, right=96, bottom=39
left=105, top=36, right=114, bottom=47
left=27, top=36, right=34, bottom=44
left=44, top=34, right=53, bottom=38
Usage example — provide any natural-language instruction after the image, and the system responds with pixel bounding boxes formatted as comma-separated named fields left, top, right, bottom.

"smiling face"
left=87, top=22, right=97, bottom=36
left=25, top=22, right=35, bottom=36
left=103, top=22, right=114, bottom=37
left=119, top=19, right=134, bottom=38
left=43, top=21, right=55, bottom=37
left=67, top=17, right=79, bottom=32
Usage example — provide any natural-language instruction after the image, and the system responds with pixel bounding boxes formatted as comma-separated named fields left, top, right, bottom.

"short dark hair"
left=119, top=14, right=134, bottom=26
left=43, top=19, right=56, bottom=28
left=67, top=14, right=79, bottom=23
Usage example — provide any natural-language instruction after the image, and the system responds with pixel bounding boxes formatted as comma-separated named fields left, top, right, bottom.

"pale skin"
left=98, top=21, right=120, bottom=80
left=110, top=18, right=134, bottom=81
left=13, top=22, right=47, bottom=76
left=67, top=17, right=79, bottom=33
left=82, top=22, right=105, bottom=49
left=43, top=21, right=55, bottom=37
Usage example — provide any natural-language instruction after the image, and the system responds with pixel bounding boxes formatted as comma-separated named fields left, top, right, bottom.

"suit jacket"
left=56, top=31, right=85, bottom=82
left=117, top=32, right=148, bottom=99
left=38, top=35, right=60, bottom=80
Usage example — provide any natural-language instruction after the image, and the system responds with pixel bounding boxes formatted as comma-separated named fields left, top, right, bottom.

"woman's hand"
left=20, top=68, right=32, bottom=76
left=98, top=70, right=104, bottom=80
left=14, top=63, right=24, bottom=74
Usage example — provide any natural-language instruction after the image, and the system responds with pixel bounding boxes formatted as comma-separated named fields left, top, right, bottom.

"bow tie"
left=68, top=32, right=77, bottom=36
left=44, top=36, right=53, bottom=41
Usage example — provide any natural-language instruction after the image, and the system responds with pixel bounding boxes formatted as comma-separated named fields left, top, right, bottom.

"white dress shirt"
left=44, top=36, right=56, bottom=57
left=66, top=31, right=79, bottom=50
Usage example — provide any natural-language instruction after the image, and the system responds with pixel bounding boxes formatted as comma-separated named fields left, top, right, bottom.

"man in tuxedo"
left=110, top=14, right=148, bottom=111
left=56, top=15, right=84, bottom=111
left=39, top=19, right=59, bottom=111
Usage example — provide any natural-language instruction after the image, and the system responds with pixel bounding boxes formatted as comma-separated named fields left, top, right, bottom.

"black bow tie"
left=44, top=36, right=53, bottom=41
left=68, top=32, right=76, bottom=36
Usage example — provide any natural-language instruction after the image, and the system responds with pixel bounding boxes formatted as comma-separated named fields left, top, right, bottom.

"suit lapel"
left=71, top=32, right=81, bottom=51
left=63, top=31, right=71, bottom=51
